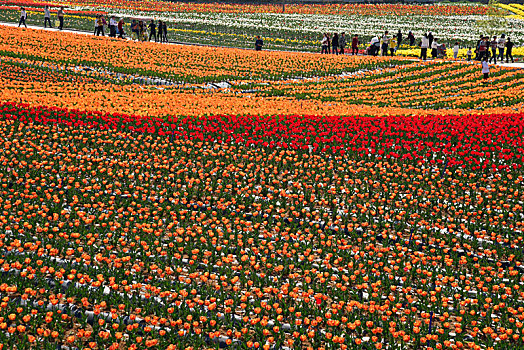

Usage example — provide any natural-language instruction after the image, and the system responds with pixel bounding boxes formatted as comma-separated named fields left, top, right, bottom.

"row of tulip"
left=0, top=102, right=523, bottom=350
left=498, top=3, right=524, bottom=20
left=1, top=47, right=523, bottom=117
left=33, top=0, right=498, bottom=16
left=0, top=25, right=411, bottom=83
left=396, top=46, right=524, bottom=60
left=248, top=60, right=524, bottom=112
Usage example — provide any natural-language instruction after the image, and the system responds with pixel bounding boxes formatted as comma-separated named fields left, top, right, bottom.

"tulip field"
left=2, top=3, right=524, bottom=350
left=2, top=102, right=524, bottom=350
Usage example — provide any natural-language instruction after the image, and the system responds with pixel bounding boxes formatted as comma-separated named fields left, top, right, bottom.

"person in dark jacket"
left=139, top=20, right=145, bottom=41
left=352, top=34, right=359, bottom=55
left=339, top=32, right=346, bottom=55
left=428, top=32, right=434, bottom=48
left=408, top=31, right=415, bottom=46
left=162, top=21, right=168, bottom=42
left=158, top=20, right=163, bottom=42
left=130, top=19, right=138, bottom=40
left=396, top=29, right=402, bottom=47
left=255, top=35, right=263, bottom=51
left=57, top=6, right=64, bottom=30
left=506, top=37, right=514, bottom=63
left=489, top=36, right=498, bottom=64
left=148, top=20, right=157, bottom=42
left=475, top=35, right=483, bottom=60
left=478, top=37, right=488, bottom=61
left=332, top=33, right=339, bottom=55
left=118, top=18, right=125, bottom=39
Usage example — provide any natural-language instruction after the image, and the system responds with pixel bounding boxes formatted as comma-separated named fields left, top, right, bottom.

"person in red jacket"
left=118, top=19, right=125, bottom=39
left=351, top=34, right=360, bottom=55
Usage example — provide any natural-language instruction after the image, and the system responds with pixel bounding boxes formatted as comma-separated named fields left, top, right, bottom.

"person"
left=408, top=31, right=415, bottom=46
left=506, top=37, right=514, bottom=63
left=255, top=35, right=263, bottom=51
left=497, top=34, right=506, bottom=62
left=339, top=32, right=346, bottom=55
left=326, top=33, right=331, bottom=54
left=57, top=6, right=64, bottom=30
left=158, top=21, right=163, bottom=43
left=44, top=5, right=52, bottom=28
left=475, top=35, right=483, bottom=60
left=139, top=20, right=146, bottom=41
left=396, top=29, right=402, bottom=47
left=452, top=42, right=459, bottom=59
left=93, top=15, right=98, bottom=35
left=118, top=18, right=125, bottom=39
left=101, top=15, right=107, bottom=35
left=321, top=34, right=329, bottom=54
left=352, top=34, right=359, bottom=55
left=148, top=19, right=157, bottom=42
left=467, top=48, right=472, bottom=61
left=109, top=16, right=117, bottom=37
left=478, top=37, right=488, bottom=61
left=431, top=38, right=438, bottom=59
left=428, top=32, right=434, bottom=48
left=481, top=58, right=489, bottom=81
left=389, top=36, right=396, bottom=56
left=381, top=31, right=390, bottom=56
left=162, top=21, right=167, bottom=42
left=420, top=33, right=429, bottom=60
left=95, top=16, right=104, bottom=36
left=370, top=36, right=379, bottom=56
left=331, top=33, right=339, bottom=55
left=489, top=36, right=498, bottom=64
left=18, top=7, right=27, bottom=28
left=130, top=19, right=138, bottom=40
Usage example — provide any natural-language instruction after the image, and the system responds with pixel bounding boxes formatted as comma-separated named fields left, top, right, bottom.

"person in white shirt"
left=431, top=38, right=438, bottom=59
left=497, top=34, right=506, bottom=62
left=481, top=58, right=490, bottom=81
left=420, top=33, right=429, bottom=60
left=381, top=31, right=390, bottom=56
left=109, top=16, right=117, bottom=37
left=18, top=7, right=27, bottom=28
left=369, top=36, right=379, bottom=56
left=321, top=34, right=329, bottom=54
left=44, top=5, right=52, bottom=28
left=452, top=42, right=459, bottom=59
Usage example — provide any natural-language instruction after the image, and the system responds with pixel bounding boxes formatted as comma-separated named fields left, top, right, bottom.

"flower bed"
left=0, top=25, right=410, bottom=83
left=0, top=102, right=523, bottom=350
left=1, top=44, right=523, bottom=118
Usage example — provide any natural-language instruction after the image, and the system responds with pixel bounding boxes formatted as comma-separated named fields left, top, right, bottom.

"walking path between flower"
left=2, top=21, right=524, bottom=70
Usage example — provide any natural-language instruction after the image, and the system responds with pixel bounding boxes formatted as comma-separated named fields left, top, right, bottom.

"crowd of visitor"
left=320, top=29, right=516, bottom=64
left=19, top=5, right=64, bottom=30
left=18, top=7, right=170, bottom=43
left=94, top=16, right=168, bottom=42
